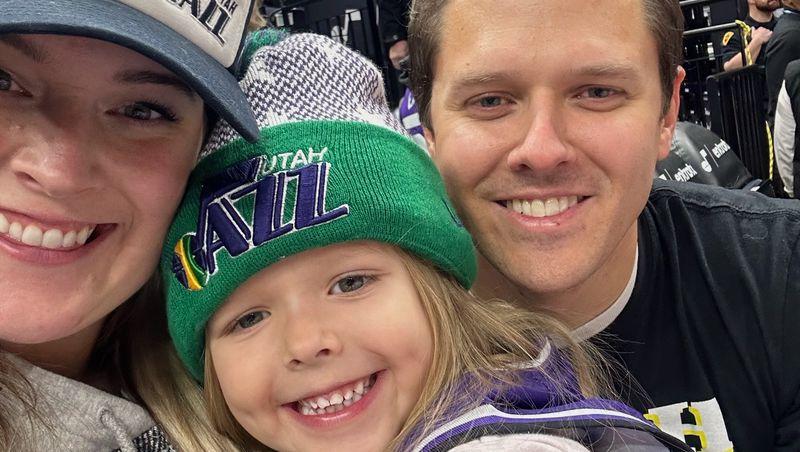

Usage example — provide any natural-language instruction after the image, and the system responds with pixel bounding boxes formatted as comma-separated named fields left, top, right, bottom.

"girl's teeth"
left=329, top=393, right=344, bottom=405
left=298, top=375, right=376, bottom=416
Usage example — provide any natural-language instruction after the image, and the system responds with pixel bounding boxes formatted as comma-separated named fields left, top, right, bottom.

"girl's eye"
left=115, top=102, right=177, bottom=122
left=0, top=69, right=25, bottom=94
left=330, top=275, right=373, bottom=295
left=233, top=311, right=269, bottom=331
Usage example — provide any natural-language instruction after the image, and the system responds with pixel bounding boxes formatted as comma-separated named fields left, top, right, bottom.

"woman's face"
left=208, top=242, right=434, bottom=451
left=0, top=35, right=205, bottom=346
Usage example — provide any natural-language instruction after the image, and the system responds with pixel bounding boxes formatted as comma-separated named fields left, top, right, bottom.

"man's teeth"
left=0, top=213, right=95, bottom=249
left=297, top=375, right=375, bottom=416
left=508, top=196, right=579, bottom=218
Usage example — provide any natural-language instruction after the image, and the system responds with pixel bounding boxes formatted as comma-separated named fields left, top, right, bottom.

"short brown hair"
left=408, top=0, right=685, bottom=129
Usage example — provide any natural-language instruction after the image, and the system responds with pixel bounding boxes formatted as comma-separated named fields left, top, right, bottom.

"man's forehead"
left=439, top=0, right=644, bottom=34
left=434, top=0, right=652, bottom=70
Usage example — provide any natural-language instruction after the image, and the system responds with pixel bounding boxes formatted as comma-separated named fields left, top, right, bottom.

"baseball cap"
left=0, top=0, right=260, bottom=142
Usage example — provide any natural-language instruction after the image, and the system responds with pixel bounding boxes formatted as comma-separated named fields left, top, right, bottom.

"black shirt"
left=600, top=180, right=800, bottom=451
left=766, top=9, right=800, bottom=125
left=721, top=15, right=777, bottom=66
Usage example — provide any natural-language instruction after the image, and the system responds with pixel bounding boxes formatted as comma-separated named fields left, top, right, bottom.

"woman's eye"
left=233, top=311, right=269, bottom=331
left=0, top=69, right=25, bottom=94
left=331, top=275, right=373, bottom=295
left=115, top=102, right=177, bottom=122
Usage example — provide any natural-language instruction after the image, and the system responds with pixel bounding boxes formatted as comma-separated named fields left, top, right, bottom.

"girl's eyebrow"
left=0, top=35, right=49, bottom=63
left=114, top=69, right=196, bottom=99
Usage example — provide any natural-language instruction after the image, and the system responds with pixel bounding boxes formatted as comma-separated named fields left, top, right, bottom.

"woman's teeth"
left=297, top=374, right=376, bottom=416
left=0, top=213, right=96, bottom=250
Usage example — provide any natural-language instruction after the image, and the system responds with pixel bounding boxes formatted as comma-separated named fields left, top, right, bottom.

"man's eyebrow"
left=448, top=72, right=521, bottom=92
left=114, top=70, right=196, bottom=99
left=570, top=63, right=642, bottom=80
left=0, top=35, right=49, bottom=63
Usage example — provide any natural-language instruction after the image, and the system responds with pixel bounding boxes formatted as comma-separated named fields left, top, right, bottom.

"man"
left=766, top=0, right=800, bottom=124
left=775, top=60, right=800, bottom=197
left=722, top=0, right=780, bottom=71
left=409, top=0, right=800, bottom=450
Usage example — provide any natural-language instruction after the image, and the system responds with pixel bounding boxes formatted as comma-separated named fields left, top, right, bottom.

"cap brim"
left=1, top=0, right=259, bottom=142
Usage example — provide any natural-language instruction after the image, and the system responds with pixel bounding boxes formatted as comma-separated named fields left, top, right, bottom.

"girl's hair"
left=126, top=278, right=239, bottom=451
left=202, top=247, right=612, bottom=451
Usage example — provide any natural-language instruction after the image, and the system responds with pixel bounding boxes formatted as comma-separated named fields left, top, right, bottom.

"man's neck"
left=750, top=8, right=774, bottom=23
left=1, top=320, right=104, bottom=381
left=473, top=225, right=639, bottom=329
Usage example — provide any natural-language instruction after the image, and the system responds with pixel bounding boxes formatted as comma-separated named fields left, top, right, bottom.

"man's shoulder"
left=648, top=179, right=800, bottom=221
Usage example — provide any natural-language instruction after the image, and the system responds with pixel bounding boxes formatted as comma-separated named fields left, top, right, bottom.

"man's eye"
left=331, top=275, right=373, bottom=294
left=117, top=102, right=177, bottom=121
left=478, top=96, right=505, bottom=108
left=581, top=87, right=616, bottom=99
left=233, top=311, right=269, bottom=331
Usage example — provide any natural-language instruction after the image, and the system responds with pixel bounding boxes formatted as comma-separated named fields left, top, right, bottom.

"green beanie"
left=162, top=33, right=477, bottom=381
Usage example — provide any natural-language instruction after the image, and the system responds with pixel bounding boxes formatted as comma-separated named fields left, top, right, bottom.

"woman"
left=0, top=1, right=258, bottom=450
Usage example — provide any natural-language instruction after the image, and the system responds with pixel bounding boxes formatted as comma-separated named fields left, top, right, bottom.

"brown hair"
left=408, top=0, right=685, bottom=129
left=202, top=248, right=610, bottom=451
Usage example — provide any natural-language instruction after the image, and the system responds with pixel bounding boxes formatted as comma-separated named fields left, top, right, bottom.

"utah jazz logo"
left=172, top=157, right=349, bottom=291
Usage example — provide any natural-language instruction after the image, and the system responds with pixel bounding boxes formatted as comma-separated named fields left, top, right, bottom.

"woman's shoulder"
left=5, top=353, right=173, bottom=451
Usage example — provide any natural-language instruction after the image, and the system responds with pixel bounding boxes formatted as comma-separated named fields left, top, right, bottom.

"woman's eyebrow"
left=114, top=69, right=196, bottom=99
left=0, top=35, right=49, bottom=63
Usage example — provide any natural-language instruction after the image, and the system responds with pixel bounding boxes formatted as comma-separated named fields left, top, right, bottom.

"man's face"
left=426, top=0, right=682, bottom=299
left=753, top=0, right=781, bottom=12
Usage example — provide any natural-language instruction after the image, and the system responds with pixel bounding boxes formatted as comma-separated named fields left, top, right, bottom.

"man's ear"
left=423, top=127, right=437, bottom=157
left=657, top=66, right=686, bottom=161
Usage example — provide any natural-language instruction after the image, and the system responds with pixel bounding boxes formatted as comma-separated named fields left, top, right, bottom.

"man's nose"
left=506, top=98, right=576, bottom=173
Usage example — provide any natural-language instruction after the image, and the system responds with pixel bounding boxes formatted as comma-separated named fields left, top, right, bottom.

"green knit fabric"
left=162, top=120, right=476, bottom=381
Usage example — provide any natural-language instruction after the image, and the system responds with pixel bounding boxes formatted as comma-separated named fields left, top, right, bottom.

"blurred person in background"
left=766, top=0, right=800, bottom=125
left=774, top=59, right=800, bottom=197
left=721, top=0, right=780, bottom=72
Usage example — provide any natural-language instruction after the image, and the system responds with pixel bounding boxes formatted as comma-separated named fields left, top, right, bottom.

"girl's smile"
left=285, top=371, right=383, bottom=430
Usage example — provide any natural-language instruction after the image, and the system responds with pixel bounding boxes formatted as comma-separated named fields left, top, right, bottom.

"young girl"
left=162, top=33, right=692, bottom=451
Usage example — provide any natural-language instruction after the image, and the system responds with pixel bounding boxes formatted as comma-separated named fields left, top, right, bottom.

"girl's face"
left=208, top=242, right=434, bottom=451
left=0, top=35, right=204, bottom=347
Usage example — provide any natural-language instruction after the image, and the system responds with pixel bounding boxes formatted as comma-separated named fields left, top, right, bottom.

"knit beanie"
left=162, top=33, right=477, bottom=381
